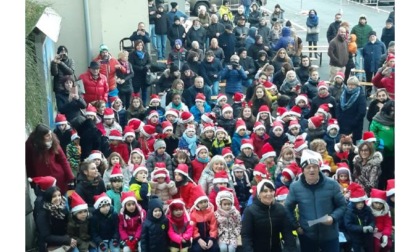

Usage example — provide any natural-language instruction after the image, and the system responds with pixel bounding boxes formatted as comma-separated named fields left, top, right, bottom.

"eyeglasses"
left=279, top=52, right=286, bottom=54
left=360, top=148, right=370, bottom=152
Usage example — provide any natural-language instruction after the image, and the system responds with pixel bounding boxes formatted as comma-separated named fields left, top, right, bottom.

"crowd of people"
left=26, top=1, right=396, bottom=252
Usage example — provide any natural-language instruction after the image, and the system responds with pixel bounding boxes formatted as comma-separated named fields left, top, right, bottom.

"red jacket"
left=25, top=139, right=74, bottom=194
left=174, top=181, right=196, bottom=210
left=110, top=142, right=130, bottom=164
left=190, top=205, right=218, bottom=240
left=250, top=132, right=270, bottom=158
left=93, top=55, right=126, bottom=91
left=374, top=211, right=393, bottom=237
left=372, top=71, right=395, bottom=100
left=191, top=159, right=207, bottom=184
left=79, top=70, right=109, bottom=104
left=138, top=136, right=155, bottom=160
left=118, top=207, right=146, bottom=240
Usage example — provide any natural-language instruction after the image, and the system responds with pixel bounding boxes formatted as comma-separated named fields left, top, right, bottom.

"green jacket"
left=350, top=23, right=373, bottom=48
left=370, top=120, right=394, bottom=156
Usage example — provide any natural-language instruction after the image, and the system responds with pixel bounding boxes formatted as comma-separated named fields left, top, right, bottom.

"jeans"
left=355, top=48, right=366, bottom=81
left=211, top=81, right=219, bottom=96
left=244, top=5, right=250, bottom=18
left=219, top=242, right=236, bottom=252
left=299, top=234, right=340, bottom=252
left=156, top=34, right=167, bottom=60
left=149, top=24, right=157, bottom=50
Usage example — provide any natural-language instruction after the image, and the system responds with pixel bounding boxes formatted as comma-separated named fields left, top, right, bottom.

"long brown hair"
left=251, top=85, right=272, bottom=108
left=28, top=124, right=60, bottom=162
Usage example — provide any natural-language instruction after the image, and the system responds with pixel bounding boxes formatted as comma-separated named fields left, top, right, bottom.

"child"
left=310, top=138, right=337, bottom=174
left=162, top=120, right=179, bottom=157
left=222, top=147, right=235, bottom=171
left=66, top=130, right=81, bottom=178
left=87, top=150, right=109, bottom=177
left=173, top=164, right=197, bottom=210
left=172, top=149, right=193, bottom=179
left=263, top=81, right=279, bottom=103
left=214, top=190, right=242, bottom=252
left=54, top=113, right=72, bottom=154
left=129, top=165, right=152, bottom=210
left=250, top=121, right=269, bottom=158
left=145, top=94, right=166, bottom=122
left=235, top=139, right=259, bottom=178
left=212, top=93, right=227, bottom=119
left=275, top=186, right=289, bottom=205
left=166, top=199, right=194, bottom=251
left=118, top=191, right=146, bottom=252
left=150, top=165, right=178, bottom=207
left=103, top=108, right=123, bottom=136
left=108, top=129, right=130, bottom=163
left=208, top=171, right=240, bottom=211
left=189, top=185, right=219, bottom=252
left=232, top=92, right=245, bottom=119
left=67, top=192, right=93, bottom=252
left=386, top=179, right=395, bottom=226
left=306, top=114, right=325, bottom=142
left=332, top=163, right=352, bottom=200
left=294, top=93, right=311, bottom=119
left=344, top=183, right=375, bottom=252
left=211, top=127, right=232, bottom=156
left=275, top=144, right=296, bottom=177
left=301, top=69, right=320, bottom=103
left=329, top=71, right=345, bottom=102
left=126, top=94, right=146, bottom=121
left=175, top=111, right=198, bottom=139
left=199, top=123, right=216, bottom=155
left=104, top=153, right=131, bottom=190
left=251, top=163, right=270, bottom=186
left=127, top=118, right=143, bottom=139
left=178, top=124, right=198, bottom=158
left=126, top=148, right=146, bottom=176
left=146, top=110, right=162, bottom=133
left=111, top=96, right=127, bottom=128
left=146, top=139, right=173, bottom=178
left=286, top=119, right=307, bottom=144
left=90, top=193, right=120, bottom=252
left=323, top=118, right=340, bottom=156
left=274, top=161, right=300, bottom=189
left=106, top=164, right=129, bottom=214
left=140, top=197, right=169, bottom=252
left=217, top=104, right=237, bottom=137
left=165, top=109, right=180, bottom=135
left=123, top=126, right=140, bottom=154
left=191, top=145, right=210, bottom=184
left=367, top=189, right=393, bottom=252
left=279, top=70, right=301, bottom=108
left=320, top=161, right=332, bottom=178
left=293, top=135, right=308, bottom=164
left=268, top=121, right=288, bottom=157
left=310, top=82, right=337, bottom=120
left=230, top=159, right=251, bottom=214
left=255, top=105, right=273, bottom=132
left=138, top=124, right=156, bottom=160
left=240, top=103, right=256, bottom=132
left=333, top=134, right=358, bottom=173
left=231, top=119, right=250, bottom=157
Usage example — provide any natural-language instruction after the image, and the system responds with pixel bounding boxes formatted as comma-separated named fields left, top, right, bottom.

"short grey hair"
left=347, top=76, right=360, bottom=86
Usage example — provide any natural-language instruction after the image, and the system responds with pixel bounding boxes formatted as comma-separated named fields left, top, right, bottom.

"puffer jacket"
left=350, top=23, right=373, bottom=48
left=79, top=70, right=109, bottom=104
left=118, top=203, right=146, bottom=241
left=219, top=66, right=248, bottom=95
left=301, top=77, right=320, bottom=103
left=344, top=202, right=375, bottom=245
left=93, top=54, right=126, bottom=91
left=214, top=207, right=241, bottom=247
left=167, top=213, right=193, bottom=249
left=190, top=204, right=218, bottom=241
left=90, top=206, right=119, bottom=245
left=198, top=166, right=233, bottom=195
left=362, top=40, right=386, bottom=73
left=150, top=180, right=177, bottom=202
left=140, top=205, right=169, bottom=252
left=145, top=151, right=174, bottom=179
left=372, top=70, right=395, bottom=100
left=352, top=151, right=383, bottom=196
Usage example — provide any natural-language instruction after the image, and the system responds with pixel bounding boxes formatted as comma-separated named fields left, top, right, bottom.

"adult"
left=327, top=27, right=349, bottom=83
left=154, top=4, right=170, bottom=60
left=208, top=38, right=225, bottom=62
left=233, top=16, right=249, bottom=50
left=285, top=150, right=347, bottom=252
left=79, top=61, right=109, bottom=105
left=35, top=186, right=76, bottom=252
left=198, top=155, right=233, bottom=195
left=167, top=39, right=187, bottom=70
left=51, top=45, right=75, bottom=95
left=26, top=124, right=74, bottom=195
left=242, top=179, right=297, bottom=252
left=168, top=16, right=187, bottom=48
left=352, top=141, right=383, bottom=196
left=156, top=64, right=181, bottom=93
left=270, top=4, right=285, bottom=26
left=148, top=0, right=158, bottom=52
left=199, top=50, right=223, bottom=96
left=306, top=9, right=320, bottom=58
left=271, top=48, right=293, bottom=73
left=93, top=44, right=126, bottom=104
left=129, top=22, right=151, bottom=49
left=336, top=76, right=366, bottom=144
left=219, top=55, right=248, bottom=99
left=166, top=1, right=188, bottom=26
left=362, top=31, right=386, bottom=83
left=218, top=24, right=236, bottom=64
left=372, top=53, right=395, bottom=100
left=207, top=14, right=225, bottom=41
left=326, top=13, right=342, bottom=43
left=186, top=20, right=207, bottom=50
left=197, top=5, right=211, bottom=29
left=73, top=116, right=103, bottom=162
left=182, top=76, right=212, bottom=108
left=129, top=40, right=151, bottom=104
left=180, top=63, right=197, bottom=89
left=238, top=47, right=257, bottom=87
left=248, top=2, right=261, bottom=28
left=56, top=75, right=87, bottom=123
left=370, top=100, right=394, bottom=190
left=381, top=19, right=394, bottom=50
left=257, top=18, right=270, bottom=45
left=116, top=50, right=135, bottom=110
left=240, top=0, right=252, bottom=18
left=350, top=15, right=373, bottom=74
left=296, top=55, right=312, bottom=84
left=378, top=41, right=395, bottom=67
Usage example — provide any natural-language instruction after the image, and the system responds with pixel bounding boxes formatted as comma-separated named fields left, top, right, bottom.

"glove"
left=363, top=226, right=373, bottom=233
left=381, top=235, right=388, bottom=248
left=99, top=242, right=107, bottom=251
left=119, top=240, right=127, bottom=248
left=112, top=239, right=119, bottom=247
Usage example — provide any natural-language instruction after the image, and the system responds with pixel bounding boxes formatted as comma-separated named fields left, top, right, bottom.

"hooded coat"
left=140, top=198, right=169, bottom=252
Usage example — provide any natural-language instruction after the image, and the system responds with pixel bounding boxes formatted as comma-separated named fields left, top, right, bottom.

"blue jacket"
left=89, top=206, right=119, bottom=245
left=219, top=66, right=248, bottom=94
left=166, top=10, right=188, bottom=25
left=343, top=202, right=375, bottom=245
left=231, top=132, right=250, bottom=157
left=285, top=172, right=347, bottom=242
left=323, top=133, right=340, bottom=156
left=337, top=87, right=366, bottom=140
left=190, top=103, right=211, bottom=123
left=272, top=26, right=294, bottom=51
left=362, top=40, right=386, bottom=72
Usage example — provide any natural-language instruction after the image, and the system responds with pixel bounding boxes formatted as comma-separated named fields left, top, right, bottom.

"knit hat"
left=362, top=131, right=376, bottom=142
left=133, top=165, right=148, bottom=177
left=368, top=30, right=376, bottom=37
left=256, top=179, right=275, bottom=197
left=104, top=108, right=115, bottom=119
left=288, top=119, right=301, bottom=130
left=294, top=136, right=308, bottom=152
left=201, top=112, right=216, bottom=124
left=369, top=188, right=387, bottom=205
left=261, top=143, right=276, bottom=161
left=335, top=162, right=352, bottom=181
left=253, top=163, right=268, bottom=178
left=141, top=124, right=155, bottom=138
left=289, top=106, right=302, bottom=118
left=282, top=162, right=301, bottom=181
left=253, top=121, right=265, bottom=132
left=317, top=81, right=329, bottom=91
left=154, top=139, right=166, bottom=150
left=185, top=124, right=196, bottom=134
left=272, top=121, right=284, bottom=132
left=231, top=159, right=251, bottom=186
left=85, top=103, right=97, bottom=116
left=93, top=192, right=112, bottom=209
left=70, top=191, right=88, bottom=213
left=180, top=111, right=194, bottom=123
left=233, top=92, right=244, bottom=102
left=213, top=170, right=229, bottom=184
left=147, top=110, right=159, bottom=120
left=222, top=147, right=234, bottom=159
left=222, top=104, right=233, bottom=114
left=334, top=72, right=345, bottom=81
left=110, top=163, right=124, bottom=179
left=386, top=179, right=395, bottom=196
left=88, top=150, right=103, bottom=161
left=161, top=121, right=173, bottom=133
left=196, top=145, right=208, bottom=156
left=109, top=129, right=123, bottom=141
left=149, top=94, right=160, bottom=105
left=175, top=39, right=182, bottom=46
left=327, top=118, right=339, bottom=132
left=217, top=93, right=227, bottom=104
left=70, top=130, right=80, bottom=141
left=165, top=109, right=179, bottom=118
left=99, top=44, right=109, bottom=53
left=235, top=118, right=247, bottom=133
left=28, top=176, right=56, bottom=191
left=170, top=1, right=177, bottom=8
left=295, top=94, right=308, bottom=105
left=348, top=183, right=368, bottom=202
left=123, top=126, right=136, bottom=140
left=309, top=115, right=324, bottom=128
left=215, top=189, right=234, bottom=209
left=55, top=113, right=67, bottom=125
left=191, top=185, right=209, bottom=209
left=240, top=139, right=254, bottom=150
left=300, top=149, right=322, bottom=168
left=128, top=118, right=143, bottom=132
left=317, top=103, right=332, bottom=118
left=275, top=186, right=289, bottom=201
left=195, top=93, right=206, bottom=103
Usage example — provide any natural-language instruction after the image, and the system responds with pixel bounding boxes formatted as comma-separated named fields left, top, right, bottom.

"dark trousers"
left=299, top=234, right=340, bottom=252
left=191, top=238, right=220, bottom=252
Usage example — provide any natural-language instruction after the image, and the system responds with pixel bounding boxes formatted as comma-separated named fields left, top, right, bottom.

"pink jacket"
left=167, top=214, right=193, bottom=249
left=118, top=206, right=146, bottom=240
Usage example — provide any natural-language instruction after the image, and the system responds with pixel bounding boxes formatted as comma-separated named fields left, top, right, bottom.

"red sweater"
left=191, top=159, right=207, bottom=184
left=250, top=132, right=270, bottom=158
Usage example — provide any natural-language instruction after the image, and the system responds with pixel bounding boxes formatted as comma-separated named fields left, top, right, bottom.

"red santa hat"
left=213, top=170, right=230, bottom=184
left=256, top=179, right=275, bottom=197
left=222, top=104, right=233, bottom=114
left=141, top=124, right=156, bottom=138
left=235, top=118, right=247, bottom=133
left=147, top=110, right=159, bottom=120
left=240, top=139, right=254, bottom=151
left=289, top=105, right=302, bottom=118
left=104, top=108, right=115, bottom=119
left=108, top=129, right=123, bottom=141
left=294, top=136, right=308, bottom=152
left=275, top=186, right=289, bottom=201
left=263, top=81, right=276, bottom=90
left=55, top=113, right=68, bottom=125
left=317, top=103, right=332, bottom=118
left=93, top=192, right=112, bottom=209
left=362, top=131, right=376, bottom=142
left=309, top=115, right=324, bottom=128
left=272, top=121, right=284, bottom=132
left=222, top=147, right=234, bottom=158
left=386, top=179, right=395, bottom=196
left=320, top=161, right=331, bottom=173
left=202, top=122, right=215, bottom=133
left=257, top=105, right=272, bottom=122
left=174, top=164, right=195, bottom=184
left=295, top=94, right=308, bottom=105
left=133, top=165, right=148, bottom=177
left=386, top=53, right=395, bottom=62
left=261, top=143, right=276, bottom=161
left=348, top=183, right=368, bottom=203
left=215, top=127, right=228, bottom=136
left=233, top=92, right=244, bottom=102
left=70, top=129, right=80, bottom=141
left=253, top=121, right=265, bottom=132
left=110, top=163, right=124, bottom=179
left=70, top=191, right=88, bottom=213
left=317, top=81, right=329, bottom=91
left=120, top=191, right=143, bottom=216
left=282, top=162, right=300, bottom=181
left=149, top=94, right=160, bottom=105
left=110, top=96, right=122, bottom=107
left=288, top=119, right=301, bottom=130
left=191, top=185, right=209, bottom=209
left=185, top=124, right=196, bottom=134
left=196, top=145, right=208, bottom=156
left=123, top=126, right=136, bottom=140
left=201, top=112, right=216, bottom=124
left=231, top=159, right=251, bottom=186
left=151, top=166, right=170, bottom=181
left=161, top=121, right=173, bottom=133
left=334, top=71, right=345, bottom=81
left=217, top=93, right=227, bottom=104
left=128, top=118, right=143, bottom=132
left=28, top=176, right=57, bottom=191
left=276, top=106, right=289, bottom=120
left=166, top=199, right=190, bottom=221
left=85, top=103, right=97, bottom=116
left=253, top=163, right=268, bottom=178
left=180, top=111, right=194, bottom=123
left=165, top=108, right=179, bottom=118
left=88, top=150, right=103, bottom=161
left=369, top=188, right=387, bottom=205
left=327, top=118, right=340, bottom=132
left=195, top=93, right=206, bottom=103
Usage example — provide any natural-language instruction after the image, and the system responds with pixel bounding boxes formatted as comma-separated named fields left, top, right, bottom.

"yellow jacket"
left=218, top=5, right=233, bottom=21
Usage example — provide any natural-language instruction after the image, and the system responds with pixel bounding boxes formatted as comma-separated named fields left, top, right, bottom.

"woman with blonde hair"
left=271, top=48, right=293, bottom=73
left=198, top=155, right=233, bottom=195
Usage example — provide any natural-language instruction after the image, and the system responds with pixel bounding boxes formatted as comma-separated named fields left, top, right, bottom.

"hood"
left=350, top=34, right=357, bottom=42
left=247, top=27, right=257, bottom=39
left=354, top=151, right=383, bottom=165
left=281, top=26, right=291, bottom=37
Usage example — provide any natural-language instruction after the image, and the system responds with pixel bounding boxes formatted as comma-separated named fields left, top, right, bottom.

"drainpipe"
left=83, top=0, right=93, bottom=64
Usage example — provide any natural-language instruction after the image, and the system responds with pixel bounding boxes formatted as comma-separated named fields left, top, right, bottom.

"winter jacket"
left=250, top=133, right=269, bottom=159
left=272, top=27, right=294, bottom=51
left=106, top=187, right=129, bottom=214
left=200, top=58, right=223, bottom=86
left=248, top=8, right=261, bottom=28
left=245, top=27, right=257, bottom=50
left=190, top=205, right=218, bottom=241
left=198, top=166, right=233, bottom=195
left=328, top=33, right=349, bottom=67
left=154, top=10, right=170, bottom=35
left=128, top=49, right=151, bottom=90
left=79, top=70, right=109, bottom=104
left=328, top=82, right=345, bottom=102
left=183, top=85, right=212, bottom=108
left=109, top=143, right=129, bottom=165
left=337, top=86, right=366, bottom=141
left=146, top=151, right=174, bottom=179
left=242, top=197, right=297, bottom=252
left=150, top=180, right=177, bottom=202
left=350, top=23, right=373, bottom=48
left=93, top=54, right=126, bottom=92
left=118, top=205, right=146, bottom=241
left=191, top=159, right=208, bottom=184
left=54, top=128, right=72, bottom=156
left=186, top=26, right=207, bottom=49
left=207, top=22, right=225, bottom=40
left=214, top=207, right=241, bottom=247
left=90, top=206, right=119, bottom=245
left=51, top=57, right=75, bottom=93
left=381, top=26, right=395, bottom=49
left=75, top=175, right=106, bottom=213
left=140, top=207, right=169, bottom=252
left=168, top=23, right=186, bottom=47
left=370, top=118, right=394, bottom=157
left=344, top=202, right=375, bottom=246
left=129, top=30, right=151, bottom=44
left=75, top=118, right=102, bottom=161
left=129, top=178, right=152, bottom=210
left=167, top=213, right=193, bottom=249
left=301, top=78, right=320, bottom=103
left=268, top=131, right=288, bottom=157
left=217, top=117, right=237, bottom=137
left=231, top=133, right=250, bottom=157
left=56, top=91, right=87, bottom=123
left=67, top=216, right=91, bottom=252
left=353, top=152, right=383, bottom=196
left=362, top=40, right=386, bottom=73
left=116, top=60, right=134, bottom=94
left=285, top=172, right=347, bottom=242
left=233, top=24, right=249, bottom=49
left=167, top=47, right=187, bottom=70
left=167, top=9, right=188, bottom=25
left=327, top=20, right=342, bottom=43
left=236, top=152, right=259, bottom=173
left=372, top=71, right=395, bottom=100
left=208, top=188, right=240, bottom=212
left=239, top=56, right=257, bottom=77
left=309, top=94, right=338, bottom=118
left=174, top=181, right=196, bottom=210
left=370, top=203, right=392, bottom=237
left=219, top=66, right=248, bottom=94
left=219, top=32, right=237, bottom=60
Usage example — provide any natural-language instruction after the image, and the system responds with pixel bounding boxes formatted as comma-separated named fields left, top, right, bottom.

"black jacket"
left=344, top=203, right=376, bottom=246
left=239, top=56, right=257, bottom=77
left=186, top=27, right=207, bottom=49
left=75, top=174, right=106, bottom=214
left=51, top=58, right=75, bottom=93
left=76, top=118, right=102, bottom=161
left=326, top=21, right=342, bottom=43
left=218, top=32, right=237, bottom=61
left=168, top=23, right=186, bottom=46
left=154, top=11, right=170, bottom=35
left=140, top=202, right=169, bottom=252
left=56, top=92, right=87, bottom=123
left=309, top=94, right=338, bottom=119
left=89, top=206, right=119, bottom=245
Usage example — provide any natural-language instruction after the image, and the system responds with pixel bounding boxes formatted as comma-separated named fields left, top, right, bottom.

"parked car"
left=187, top=0, right=267, bottom=16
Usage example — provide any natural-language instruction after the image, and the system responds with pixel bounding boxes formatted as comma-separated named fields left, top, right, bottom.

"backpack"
left=286, top=37, right=296, bottom=56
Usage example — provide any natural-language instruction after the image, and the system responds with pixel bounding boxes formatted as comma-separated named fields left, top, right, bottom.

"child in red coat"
left=166, top=199, right=194, bottom=251
left=250, top=121, right=269, bottom=158
left=208, top=171, right=240, bottom=212
left=109, top=129, right=129, bottom=164
left=191, top=145, right=210, bottom=184
left=173, top=164, right=197, bottom=210
left=138, top=125, right=156, bottom=159
left=368, top=189, right=393, bottom=252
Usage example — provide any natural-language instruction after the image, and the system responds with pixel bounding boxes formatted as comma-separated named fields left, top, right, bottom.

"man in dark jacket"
left=183, top=76, right=212, bottom=107
left=186, top=19, right=207, bottom=49
left=233, top=16, right=249, bottom=50
left=129, top=22, right=151, bottom=47
left=326, top=13, right=342, bottom=43
left=167, top=16, right=186, bottom=48
left=218, top=24, right=237, bottom=65
left=207, top=14, right=225, bottom=41
left=296, top=55, right=312, bottom=84
left=328, top=27, right=349, bottom=83
left=51, top=45, right=75, bottom=94
left=154, top=4, right=170, bottom=60
left=238, top=47, right=256, bottom=87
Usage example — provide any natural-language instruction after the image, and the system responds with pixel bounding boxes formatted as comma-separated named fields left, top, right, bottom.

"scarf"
left=171, top=88, right=183, bottom=95
left=120, top=60, right=130, bottom=74
left=136, top=50, right=145, bottom=60
left=43, top=196, right=67, bottom=220
left=282, top=78, right=300, bottom=89
left=340, top=86, right=361, bottom=111
left=182, top=132, right=197, bottom=155
left=306, top=15, right=319, bottom=27
left=197, top=156, right=210, bottom=163
left=171, top=102, right=183, bottom=111
left=372, top=111, right=394, bottom=126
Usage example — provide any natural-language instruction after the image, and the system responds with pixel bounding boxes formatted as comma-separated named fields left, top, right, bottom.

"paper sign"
left=307, top=214, right=329, bottom=227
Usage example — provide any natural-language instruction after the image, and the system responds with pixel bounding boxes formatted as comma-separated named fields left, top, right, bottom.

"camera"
left=231, top=61, right=240, bottom=68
